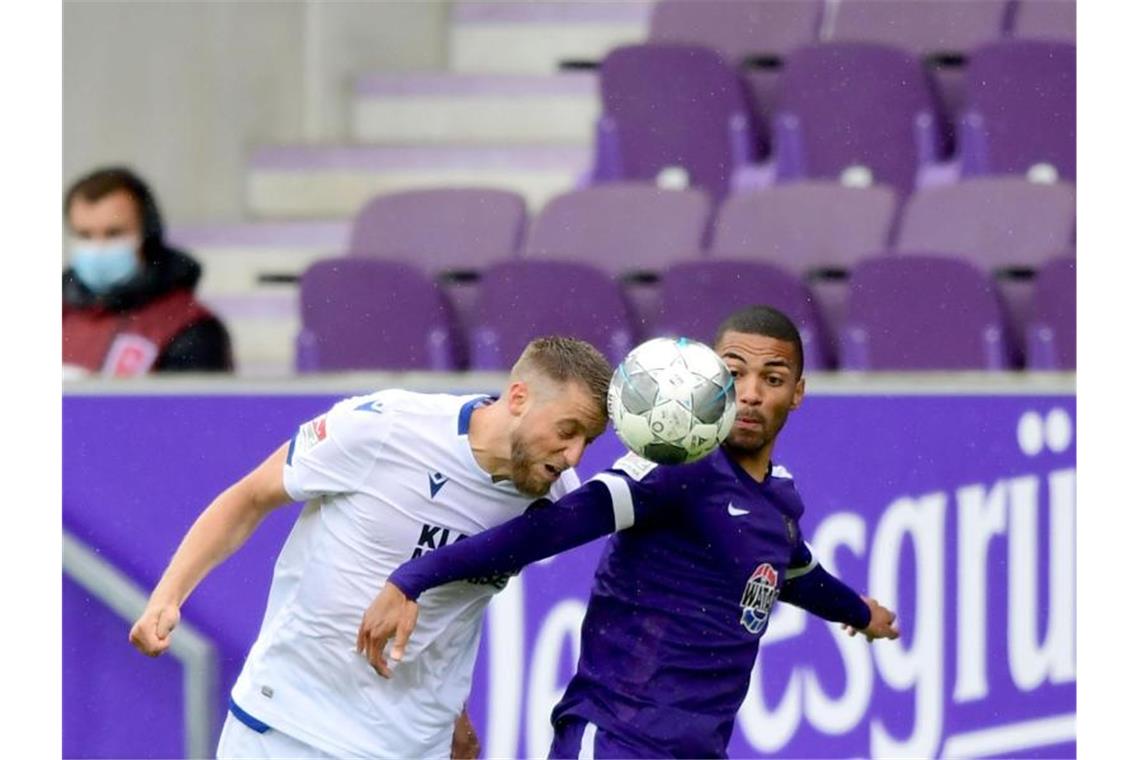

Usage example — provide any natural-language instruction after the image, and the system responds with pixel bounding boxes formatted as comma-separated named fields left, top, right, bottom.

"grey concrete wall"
left=63, top=1, right=450, bottom=224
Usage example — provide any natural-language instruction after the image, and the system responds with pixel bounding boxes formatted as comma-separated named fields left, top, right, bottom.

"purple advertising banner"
left=62, top=390, right=1075, bottom=758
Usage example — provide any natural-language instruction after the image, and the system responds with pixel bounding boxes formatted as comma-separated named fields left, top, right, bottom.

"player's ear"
left=790, top=377, right=805, bottom=410
left=506, top=380, right=529, bottom=417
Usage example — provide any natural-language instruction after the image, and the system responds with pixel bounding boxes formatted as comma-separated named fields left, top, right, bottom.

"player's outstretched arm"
left=357, top=480, right=619, bottom=676
left=129, top=443, right=294, bottom=657
left=778, top=538, right=900, bottom=643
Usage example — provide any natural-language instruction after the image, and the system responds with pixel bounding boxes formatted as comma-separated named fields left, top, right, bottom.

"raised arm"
left=357, top=476, right=633, bottom=676
left=779, top=539, right=899, bottom=641
left=129, top=443, right=293, bottom=656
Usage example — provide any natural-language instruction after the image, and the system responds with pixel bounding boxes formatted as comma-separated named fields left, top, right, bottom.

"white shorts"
left=216, top=711, right=338, bottom=759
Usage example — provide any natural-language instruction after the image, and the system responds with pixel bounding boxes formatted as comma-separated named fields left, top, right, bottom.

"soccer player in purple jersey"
left=358, top=305, right=900, bottom=759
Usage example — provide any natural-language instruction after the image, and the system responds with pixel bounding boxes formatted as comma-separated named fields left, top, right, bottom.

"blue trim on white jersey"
left=285, top=434, right=297, bottom=466
left=229, top=697, right=272, bottom=734
left=457, top=396, right=493, bottom=435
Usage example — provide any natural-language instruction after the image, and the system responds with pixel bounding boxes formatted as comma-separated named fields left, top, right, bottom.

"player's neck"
left=466, top=402, right=514, bottom=480
left=728, top=442, right=774, bottom=483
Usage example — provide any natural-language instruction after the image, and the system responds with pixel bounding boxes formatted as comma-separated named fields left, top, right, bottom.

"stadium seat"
left=958, top=40, right=1076, bottom=181
left=525, top=183, right=711, bottom=277
left=772, top=42, right=944, bottom=196
left=1025, top=255, right=1076, bottom=370
left=468, top=260, right=636, bottom=369
left=710, top=181, right=897, bottom=277
left=648, top=0, right=823, bottom=130
left=1012, top=0, right=1075, bottom=42
left=347, top=187, right=527, bottom=277
left=655, top=260, right=833, bottom=370
left=593, top=43, right=759, bottom=202
left=894, top=177, right=1076, bottom=273
left=828, top=0, right=1008, bottom=57
left=296, top=259, right=463, bottom=372
left=649, top=0, right=822, bottom=64
left=826, top=0, right=1009, bottom=124
left=841, top=254, right=1014, bottom=370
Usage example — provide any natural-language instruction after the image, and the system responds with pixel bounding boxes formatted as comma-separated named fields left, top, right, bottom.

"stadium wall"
left=63, top=1, right=450, bottom=223
left=62, top=374, right=1075, bottom=758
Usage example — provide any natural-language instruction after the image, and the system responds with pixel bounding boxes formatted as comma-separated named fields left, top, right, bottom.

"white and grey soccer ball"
left=608, top=337, right=737, bottom=465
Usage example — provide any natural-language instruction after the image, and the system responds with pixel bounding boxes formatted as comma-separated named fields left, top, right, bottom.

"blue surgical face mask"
left=69, top=237, right=141, bottom=294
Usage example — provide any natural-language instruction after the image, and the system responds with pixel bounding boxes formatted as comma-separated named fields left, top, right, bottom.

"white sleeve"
left=282, top=392, right=395, bottom=501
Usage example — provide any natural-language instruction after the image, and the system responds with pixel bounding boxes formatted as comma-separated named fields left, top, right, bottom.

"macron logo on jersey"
left=428, top=471, right=449, bottom=498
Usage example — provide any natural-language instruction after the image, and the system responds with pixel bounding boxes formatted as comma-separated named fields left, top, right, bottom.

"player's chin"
left=726, top=428, right=767, bottom=451
left=518, top=469, right=555, bottom=497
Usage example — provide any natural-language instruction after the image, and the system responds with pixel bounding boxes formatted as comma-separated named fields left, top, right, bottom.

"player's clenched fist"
left=129, top=602, right=181, bottom=656
left=356, top=582, right=420, bottom=678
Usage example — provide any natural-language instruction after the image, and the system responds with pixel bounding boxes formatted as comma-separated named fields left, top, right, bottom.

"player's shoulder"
left=321, top=390, right=472, bottom=449
left=335, top=389, right=481, bottom=420
left=610, top=451, right=661, bottom=482
left=770, top=463, right=795, bottom=481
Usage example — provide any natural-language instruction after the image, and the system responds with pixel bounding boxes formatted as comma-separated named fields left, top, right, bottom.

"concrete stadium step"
left=247, top=144, right=591, bottom=217
left=449, top=1, right=650, bottom=74
left=168, top=221, right=350, bottom=294
left=351, top=72, right=599, bottom=144
left=198, top=290, right=299, bottom=377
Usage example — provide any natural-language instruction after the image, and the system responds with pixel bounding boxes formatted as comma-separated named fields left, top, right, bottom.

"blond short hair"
left=510, top=336, right=612, bottom=416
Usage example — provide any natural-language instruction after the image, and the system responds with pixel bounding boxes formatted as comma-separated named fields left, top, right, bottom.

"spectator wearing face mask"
left=63, top=167, right=233, bottom=377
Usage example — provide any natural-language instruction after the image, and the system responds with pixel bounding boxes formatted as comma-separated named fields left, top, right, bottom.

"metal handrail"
left=62, top=532, right=218, bottom=758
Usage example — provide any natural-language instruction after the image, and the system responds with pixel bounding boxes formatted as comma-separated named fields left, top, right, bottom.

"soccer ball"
left=608, top=337, right=737, bottom=465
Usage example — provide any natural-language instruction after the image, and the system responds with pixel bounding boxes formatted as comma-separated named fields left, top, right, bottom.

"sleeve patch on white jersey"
left=292, top=415, right=328, bottom=459
left=612, top=452, right=658, bottom=482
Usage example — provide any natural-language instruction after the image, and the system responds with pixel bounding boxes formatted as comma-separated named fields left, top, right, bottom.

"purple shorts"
left=548, top=715, right=663, bottom=759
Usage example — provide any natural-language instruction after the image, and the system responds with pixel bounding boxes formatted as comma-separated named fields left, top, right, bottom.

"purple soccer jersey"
left=389, top=447, right=870, bottom=759
left=550, top=449, right=811, bottom=758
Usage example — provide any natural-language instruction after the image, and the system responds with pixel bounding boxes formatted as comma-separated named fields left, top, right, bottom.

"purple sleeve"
left=388, top=481, right=616, bottom=600
left=779, top=540, right=872, bottom=629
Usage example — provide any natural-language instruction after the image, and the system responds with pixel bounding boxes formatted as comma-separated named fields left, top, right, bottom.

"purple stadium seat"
left=649, top=0, right=822, bottom=63
left=1025, top=255, right=1075, bottom=370
left=1013, top=0, right=1075, bottom=42
left=773, top=42, right=944, bottom=196
left=828, top=0, right=1009, bottom=56
left=593, top=43, right=758, bottom=202
left=710, top=181, right=897, bottom=276
left=959, top=40, right=1076, bottom=181
left=525, top=184, right=711, bottom=277
left=842, top=255, right=1014, bottom=370
left=468, top=260, right=636, bottom=369
left=827, top=0, right=1009, bottom=121
left=648, top=1, right=823, bottom=129
left=655, top=260, right=833, bottom=369
left=295, top=259, right=462, bottom=372
left=347, top=188, right=526, bottom=275
left=894, top=177, right=1076, bottom=272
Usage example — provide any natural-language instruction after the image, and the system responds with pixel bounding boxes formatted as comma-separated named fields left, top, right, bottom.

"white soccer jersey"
left=229, top=390, right=580, bottom=758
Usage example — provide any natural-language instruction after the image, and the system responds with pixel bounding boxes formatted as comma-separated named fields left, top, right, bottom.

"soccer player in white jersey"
left=128, top=337, right=612, bottom=759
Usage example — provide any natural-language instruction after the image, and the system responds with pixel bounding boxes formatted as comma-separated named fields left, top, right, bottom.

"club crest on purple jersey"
left=740, top=562, right=780, bottom=634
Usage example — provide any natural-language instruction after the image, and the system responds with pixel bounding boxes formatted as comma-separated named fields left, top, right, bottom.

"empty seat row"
left=649, top=0, right=1075, bottom=64
left=343, top=181, right=1074, bottom=281
left=295, top=254, right=1075, bottom=373
left=590, top=38, right=1074, bottom=201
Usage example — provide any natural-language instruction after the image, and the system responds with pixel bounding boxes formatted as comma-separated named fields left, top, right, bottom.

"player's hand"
left=451, top=708, right=480, bottom=759
left=843, top=596, right=900, bottom=641
left=356, top=581, right=420, bottom=678
left=129, top=601, right=181, bottom=657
